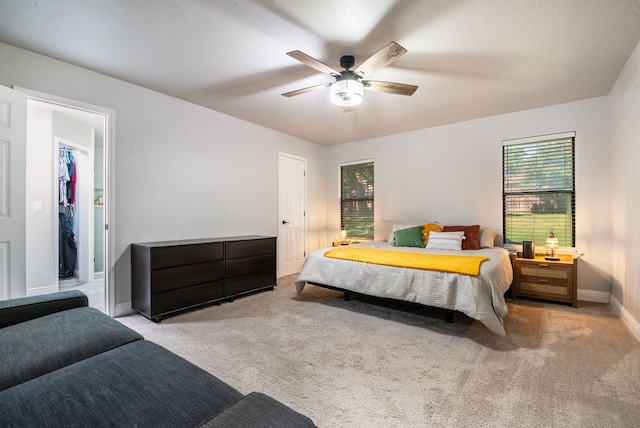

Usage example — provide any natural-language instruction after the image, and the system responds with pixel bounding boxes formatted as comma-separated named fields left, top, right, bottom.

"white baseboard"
left=577, top=289, right=610, bottom=304
left=26, top=285, right=57, bottom=296
left=114, top=301, right=135, bottom=317
left=609, top=294, right=623, bottom=317
left=621, top=308, right=640, bottom=343
left=609, top=294, right=640, bottom=344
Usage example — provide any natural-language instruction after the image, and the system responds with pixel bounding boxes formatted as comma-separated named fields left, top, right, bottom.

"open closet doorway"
left=56, top=137, right=96, bottom=287
left=22, top=89, right=114, bottom=316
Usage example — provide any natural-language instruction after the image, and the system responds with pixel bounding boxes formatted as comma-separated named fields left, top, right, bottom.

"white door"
left=278, top=153, right=306, bottom=277
left=0, top=85, right=27, bottom=300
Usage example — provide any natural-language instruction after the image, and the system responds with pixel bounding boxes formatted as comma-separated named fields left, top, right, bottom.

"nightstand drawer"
left=518, top=263, right=573, bottom=282
left=518, top=280, right=571, bottom=298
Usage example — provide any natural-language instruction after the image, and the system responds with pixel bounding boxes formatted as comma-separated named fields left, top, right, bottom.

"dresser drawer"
left=226, top=270, right=276, bottom=296
left=152, top=280, right=224, bottom=316
left=226, top=238, right=275, bottom=259
left=226, top=254, right=276, bottom=277
left=151, top=260, right=224, bottom=293
left=151, top=242, right=224, bottom=270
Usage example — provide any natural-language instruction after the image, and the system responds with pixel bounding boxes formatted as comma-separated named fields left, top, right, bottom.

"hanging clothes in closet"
left=59, top=149, right=77, bottom=211
left=59, top=149, right=77, bottom=279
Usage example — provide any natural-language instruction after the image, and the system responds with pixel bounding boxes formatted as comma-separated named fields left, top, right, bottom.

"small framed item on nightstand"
left=522, top=240, right=535, bottom=258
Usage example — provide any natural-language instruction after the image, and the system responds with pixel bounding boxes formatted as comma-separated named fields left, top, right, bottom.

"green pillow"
left=394, top=225, right=426, bottom=248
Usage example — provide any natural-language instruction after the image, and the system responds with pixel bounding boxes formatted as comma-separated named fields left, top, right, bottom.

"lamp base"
left=545, top=256, right=560, bottom=261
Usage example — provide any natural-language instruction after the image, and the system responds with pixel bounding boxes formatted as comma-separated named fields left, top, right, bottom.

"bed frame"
left=307, top=281, right=456, bottom=324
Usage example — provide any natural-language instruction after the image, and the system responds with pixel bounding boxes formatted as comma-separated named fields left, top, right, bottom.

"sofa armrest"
left=198, top=392, right=315, bottom=428
left=0, top=290, right=88, bottom=329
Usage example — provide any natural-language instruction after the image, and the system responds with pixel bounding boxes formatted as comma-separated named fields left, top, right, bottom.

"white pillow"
left=425, top=231, right=465, bottom=251
left=479, top=228, right=498, bottom=248
left=388, top=223, right=422, bottom=243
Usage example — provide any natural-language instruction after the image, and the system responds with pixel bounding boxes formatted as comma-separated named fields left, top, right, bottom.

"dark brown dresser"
left=132, top=236, right=276, bottom=321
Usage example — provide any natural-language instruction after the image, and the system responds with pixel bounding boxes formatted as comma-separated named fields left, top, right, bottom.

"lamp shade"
left=340, top=227, right=348, bottom=244
left=330, top=79, right=364, bottom=106
left=545, top=230, right=559, bottom=260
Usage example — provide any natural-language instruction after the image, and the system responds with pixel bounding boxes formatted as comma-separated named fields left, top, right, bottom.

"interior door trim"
left=15, top=86, right=116, bottom=317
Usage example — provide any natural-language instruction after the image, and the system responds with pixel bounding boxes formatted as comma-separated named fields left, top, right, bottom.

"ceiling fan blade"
left=355, top=41, right=407, bottom=77
left=363, top=80, right=418, bottom=96
left=286, top=50, right=341, bottom=76
left=282, top=82, right=331, bottom=97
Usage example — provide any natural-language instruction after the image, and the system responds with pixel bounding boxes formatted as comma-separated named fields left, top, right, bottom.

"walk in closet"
left=58, top=147, right=78, bottom=279
left=55, top=138, right=95, bottom=286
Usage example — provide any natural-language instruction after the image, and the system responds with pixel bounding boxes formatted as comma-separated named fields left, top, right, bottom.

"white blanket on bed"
left=294, top=241, right=513, bottom=336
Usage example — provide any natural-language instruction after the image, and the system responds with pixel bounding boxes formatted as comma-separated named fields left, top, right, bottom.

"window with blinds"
left=503, top=134, right=575, bottom=248
left=340, top=161, right=374, bottom=239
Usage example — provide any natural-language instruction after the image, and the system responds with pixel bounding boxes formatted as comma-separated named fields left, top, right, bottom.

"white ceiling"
left=1, top=0, right=639, bottom=146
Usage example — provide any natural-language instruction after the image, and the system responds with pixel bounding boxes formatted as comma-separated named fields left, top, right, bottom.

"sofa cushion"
left=198, top=392, right=315, bottom=428
left=0, top=306, right=143, bottom=391
left=0, top=290, right=88, bottom=328
left=0, top=340, right=245, bottom=428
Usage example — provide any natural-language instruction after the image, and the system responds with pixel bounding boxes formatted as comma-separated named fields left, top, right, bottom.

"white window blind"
left=503, top=134, right=575, bottom=247
left=340, top=161, right=374, bottom=239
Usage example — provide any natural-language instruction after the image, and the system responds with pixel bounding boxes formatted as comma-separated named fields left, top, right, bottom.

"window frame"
left=339, top=160, right=374, bottom=240
left=502, top=132, right=576, bottom=251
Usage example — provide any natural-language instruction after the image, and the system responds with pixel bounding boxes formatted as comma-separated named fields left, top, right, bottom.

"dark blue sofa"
left=0, top=290, right=314, bottom=428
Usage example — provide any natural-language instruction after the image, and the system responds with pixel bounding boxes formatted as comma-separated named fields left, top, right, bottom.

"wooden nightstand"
left=332, top=240, right=360, bottom=247
left=513, top=254, right=578, bottom=307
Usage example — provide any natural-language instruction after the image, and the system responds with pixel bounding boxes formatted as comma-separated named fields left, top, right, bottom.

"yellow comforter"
left=324, top=247, right=489, bottom=276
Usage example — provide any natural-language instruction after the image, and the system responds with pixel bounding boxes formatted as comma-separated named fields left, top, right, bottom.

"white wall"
left=609, top=39, right=640, bottom=340
left=325, top=98, right=612, bottom=298
left=0, top=42, right=327, bottom=312
left=2, top=39, right=631, bottom=316
left=24, top=102, right=55, bottom=291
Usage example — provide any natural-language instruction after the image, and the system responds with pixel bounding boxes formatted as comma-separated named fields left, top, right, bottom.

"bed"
left=294, top=223, right=513, bottom=336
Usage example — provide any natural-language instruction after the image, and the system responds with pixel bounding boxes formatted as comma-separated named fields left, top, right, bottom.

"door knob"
left=282, top=220, right=290, bottom=225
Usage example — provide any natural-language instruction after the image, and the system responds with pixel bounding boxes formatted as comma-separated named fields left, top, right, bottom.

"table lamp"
left=545, top=229, right=560, bottom=260
left=340, top=227, right=348, bottom=245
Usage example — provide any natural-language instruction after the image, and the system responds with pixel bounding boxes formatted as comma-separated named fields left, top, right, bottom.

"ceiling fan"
left=282, top=41, right=418, bottom=107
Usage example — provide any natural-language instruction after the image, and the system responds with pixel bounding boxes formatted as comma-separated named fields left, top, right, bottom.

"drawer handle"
left=538, top=279, right=549, bottom=283
left=538, top=263, right=549, bottom=267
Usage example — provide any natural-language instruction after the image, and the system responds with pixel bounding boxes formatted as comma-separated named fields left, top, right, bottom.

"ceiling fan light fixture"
left=330, top=79, right=364, bottom=106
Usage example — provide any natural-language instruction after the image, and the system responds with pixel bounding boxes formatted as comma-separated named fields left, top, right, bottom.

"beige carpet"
left=117, top=275, right=640, bottom=428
